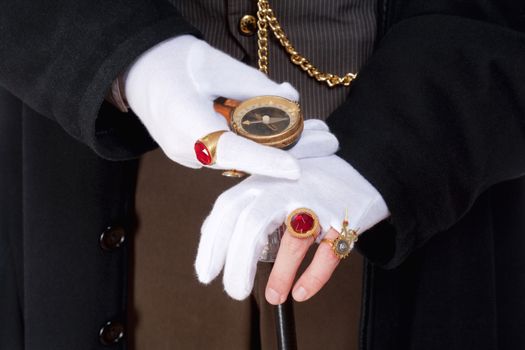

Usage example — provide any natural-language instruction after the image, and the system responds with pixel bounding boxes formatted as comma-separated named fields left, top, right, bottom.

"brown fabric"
left=131, top=150, right=253, bottom=349
left=131, top=149, right=362, bottom=350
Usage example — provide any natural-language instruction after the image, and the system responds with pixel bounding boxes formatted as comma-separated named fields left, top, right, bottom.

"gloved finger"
left=223, top=202, right=287, bottom=300
left=287, top=129, right=339, bottom=159
left=174, top=158, right=202, bottom=169
left=214, top=78, right=298, bottom=103
left=265, top=225, right=318, bottom=305
left=161, top=143, right=204, bottom=169
left=189, top=40, right=299, bottom=101
left=303, top=119, right=330, bottom=132
left=195, top=188, right=256, bottom=284
left=212, top=132, right=301, bottom=180
left=291, top=228, right=341, bottom=302
left=149, top=99, right=228, bottom=168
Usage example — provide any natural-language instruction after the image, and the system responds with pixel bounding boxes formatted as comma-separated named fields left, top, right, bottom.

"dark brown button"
left=100, top=226, right=126, bottom=251
left=99, top=321, right=124, bottom=345
left=239, top=15, right=257, bottom=36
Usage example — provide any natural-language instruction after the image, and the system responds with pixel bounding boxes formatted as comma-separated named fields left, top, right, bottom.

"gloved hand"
left=286, top=119, right=339, bottom=159
left=195, top=136, right=390, bottom=300
left=125, top=35, right=301, bottom=179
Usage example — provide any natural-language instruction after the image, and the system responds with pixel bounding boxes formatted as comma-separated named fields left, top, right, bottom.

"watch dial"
left=241, top=107, right=291, bottom=136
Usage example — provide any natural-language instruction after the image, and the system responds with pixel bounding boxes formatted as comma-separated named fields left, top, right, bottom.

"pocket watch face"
left=231, top=96, right=303, bottom=149
left=241, top=107, right=291, bottom=136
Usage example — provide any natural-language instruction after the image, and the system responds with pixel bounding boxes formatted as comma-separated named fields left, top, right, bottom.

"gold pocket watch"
left=214, top=95, right=303, bottom=149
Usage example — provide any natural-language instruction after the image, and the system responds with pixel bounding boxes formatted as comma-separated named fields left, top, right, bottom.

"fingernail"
left=293, top=286, right=308, bottom=301
left=266, top=288, right=282, bottom=305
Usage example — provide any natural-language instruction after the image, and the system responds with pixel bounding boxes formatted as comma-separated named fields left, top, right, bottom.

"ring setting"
left=194, top=130, right=228, bottom=165
left=322, top=215, right=358, bottom=259
left=285, top=208, right=320, bottom=239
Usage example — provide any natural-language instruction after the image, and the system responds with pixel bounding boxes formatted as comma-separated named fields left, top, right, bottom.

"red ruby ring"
left=194, top=130, right=227, bottom=165
left=285, top=208, right=320, bottom=239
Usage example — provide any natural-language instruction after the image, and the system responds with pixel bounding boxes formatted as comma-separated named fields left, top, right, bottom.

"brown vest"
left=132, top=1, right=377, bottom=349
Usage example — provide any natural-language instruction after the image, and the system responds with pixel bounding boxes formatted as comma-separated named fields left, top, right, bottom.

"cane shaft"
left=275, top=300, right=297, bottom=350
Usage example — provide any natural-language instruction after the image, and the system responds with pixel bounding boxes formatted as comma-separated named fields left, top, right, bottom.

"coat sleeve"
left=0, top=0, right=201, bottom=160
left=328, top=12, right=525, bottom=268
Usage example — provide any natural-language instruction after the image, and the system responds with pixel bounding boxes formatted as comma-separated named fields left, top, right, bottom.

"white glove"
left=286, top=119, right=339, bottom=159
left=195, top=153, right=390, bottom=300
left=125, top=35, right=301, bottom=179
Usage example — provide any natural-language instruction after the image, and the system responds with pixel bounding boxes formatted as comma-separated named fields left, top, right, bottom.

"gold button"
left=239, top=15, right=257, bottom=36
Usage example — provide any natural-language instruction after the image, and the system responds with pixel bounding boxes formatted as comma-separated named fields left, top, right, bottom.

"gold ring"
left=321, top=238, right=335, bottom=249
left=221, top=169, right=247, bottom=178
left=194, top=130, right=227, bottom=165
left=321, top=216, right=358, bottom=259
left=320, top=237, right=353, bottom=259
left=285, top=208, right=320, bottom=239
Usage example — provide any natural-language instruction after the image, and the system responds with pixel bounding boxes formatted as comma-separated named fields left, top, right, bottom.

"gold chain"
left=256, top=0, right=357, bottom=88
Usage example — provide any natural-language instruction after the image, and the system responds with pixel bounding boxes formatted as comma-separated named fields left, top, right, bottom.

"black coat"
left=1, top=1, right=524, bottom=350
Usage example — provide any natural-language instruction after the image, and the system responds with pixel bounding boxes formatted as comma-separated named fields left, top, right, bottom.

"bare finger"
left=291, top=228, right=341, bottom=302
left=265, top=227, right=317, bottom=305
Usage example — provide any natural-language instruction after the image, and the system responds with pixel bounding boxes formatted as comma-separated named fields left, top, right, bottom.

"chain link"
left=256, top=0, right=357, bottom=88
left=256, top=1, right=269, bottom=75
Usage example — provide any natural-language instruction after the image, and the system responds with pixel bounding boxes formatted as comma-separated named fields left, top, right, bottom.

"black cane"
left=259, top=225, right=298, bottom=350
left=274, top=299, right=297, bottom=350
